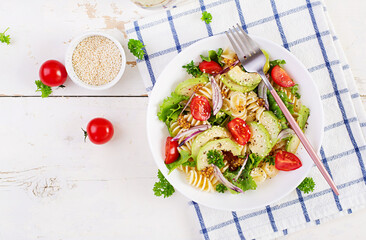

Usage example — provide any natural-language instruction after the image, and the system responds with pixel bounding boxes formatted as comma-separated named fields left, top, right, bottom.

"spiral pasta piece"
left=250, top=167, right=267, bottom=184
left=261, top=162, right=279, bottom=179
left=187, top=170, right=215, bottom=192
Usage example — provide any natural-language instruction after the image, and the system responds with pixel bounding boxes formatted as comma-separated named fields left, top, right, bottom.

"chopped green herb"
left=128, top=39, right=145, bottom=60
left=297, top=177, right=315, bottom=194
left=216, top=183, right=227, bottom=193
left=35, top=80, right=52, bottom=98
left=208, top=111, right=229, bottom=126
left=153, top=170, right=175, bottom=198
left=182, top=60, right=202, bottom=77
left=290, top=84, right=301, bottom=99
left=201, top=11, right=212, bottom=24
left=263, top=155, right=275, bottom=166
left=269, top=59, right=286, bottom=69
left=207, top=149, right=225, bottom=168
left=182, top=159, right=196, bottom=167
left=0, top=27, right=10, bottom=45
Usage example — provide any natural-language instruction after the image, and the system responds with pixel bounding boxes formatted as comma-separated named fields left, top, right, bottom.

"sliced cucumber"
left=247, top=122, right=272, bottom=158
left=174, top=75, right=209, bottom=97
left=260, top=111, right=281, bottom=145
left=227, top=66, right=262, bottom=87
left=196, top=138, right=241, bottom=170
left=191, top=126, right=231, bottom=160
left=220, top=74, right=257, bottom=93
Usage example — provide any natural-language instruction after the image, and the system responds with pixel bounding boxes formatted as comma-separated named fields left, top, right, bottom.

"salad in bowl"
left=157, top=47, right=310, bottom=194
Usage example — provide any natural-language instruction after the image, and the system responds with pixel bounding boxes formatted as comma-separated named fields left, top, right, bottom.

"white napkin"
left=126, top=0, right=366, bottom=239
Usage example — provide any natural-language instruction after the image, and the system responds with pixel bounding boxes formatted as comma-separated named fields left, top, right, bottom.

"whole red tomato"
left=85, top=118, right=114, bottom=145
left=39, top=60, right=68, bottom=87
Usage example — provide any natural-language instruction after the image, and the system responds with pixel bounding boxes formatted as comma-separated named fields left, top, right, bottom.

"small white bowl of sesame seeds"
left=65, top=31, right=126, bottom=90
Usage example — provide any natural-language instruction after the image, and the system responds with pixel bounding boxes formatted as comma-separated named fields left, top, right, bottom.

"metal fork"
left=226, top=24, right=340, bottom=195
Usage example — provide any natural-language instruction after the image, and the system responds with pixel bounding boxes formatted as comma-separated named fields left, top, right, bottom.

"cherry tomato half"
left=199, top=61, right=223, bottom=75
left=190, top=95, right=211, bottom=121
left=39, top=60, right=68, bottom=87
left=165, top=137, right=179, bottom=164
left=271, top=65, right=295, bottom=88
left=227, top=118, right=251, bottom=145
left=86, top=118, right=114, bottom=145
left=275, top=151, right=302, bottom=171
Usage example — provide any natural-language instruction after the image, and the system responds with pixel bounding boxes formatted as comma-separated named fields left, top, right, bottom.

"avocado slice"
left=260, top=111, right=281, bottom=144
left=227, top=66, right=262, bottom=87
left=220, top=74, right=257, bottom=93
left=247, top=122, right=272, bottom=158
left=285, top=105, right=310, bottom=153
left=297, top=105, right=310, bottom=130
left=174, top=75, right=209, bottom=97
left=191, top=126, right=231, bottom=160
left=286, top=135, right=300, bottom=154
left=196, top=138, right=241, bottom=170
left=262, top=49, right=270, bottom=74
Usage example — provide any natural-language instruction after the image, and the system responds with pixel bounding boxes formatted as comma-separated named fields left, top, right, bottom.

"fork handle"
left=258, top=72, right=340, bottom=196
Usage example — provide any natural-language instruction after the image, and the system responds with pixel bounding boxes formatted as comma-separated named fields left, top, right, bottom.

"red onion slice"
left=277, top=128, right=295, bottom=141
left=171, top=124, right=211, bottom=142
left=212, top=165, right=243, bottom=193
left=180, top=93, right=195, bottom=115
left=210, top=76, right=223, bottom=115
left=233, top=155, right=248, bottom=182
left=213, top=60, right=240, bottom=76
left=178, top=130, right=202, bottom=147
left=258, top=81, right=269, bottom=110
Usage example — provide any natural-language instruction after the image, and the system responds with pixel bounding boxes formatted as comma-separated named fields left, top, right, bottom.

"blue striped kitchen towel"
left=126, top=0, right=366, bottom=239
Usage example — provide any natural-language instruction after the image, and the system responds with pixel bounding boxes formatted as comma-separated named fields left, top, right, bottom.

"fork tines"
left=226, top=24, right=260, bottom=59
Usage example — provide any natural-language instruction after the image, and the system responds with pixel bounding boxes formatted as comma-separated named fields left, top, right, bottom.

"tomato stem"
left=81, top=128, right=88, bottom=142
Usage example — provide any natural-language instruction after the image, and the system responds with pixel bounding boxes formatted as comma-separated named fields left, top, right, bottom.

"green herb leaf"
left=224, top=170, right=257, bottom=192
left=0, top=27, right=10, bottom=45
left=182, top=60, right=202, bottom=77
left=200, top=48, right=224, bottom=66
left=290, top=84, right=301, bottom=99
left=269, top=59, right=286, bottom=69
left=35, top=80, right=52, bottom=98
left=208, top=111, right=229, bottom=126
left=297, top=177, right=315, bottom=194
left=182, top=160, right=196, bottom=167
left=201, top=11, right=212, bottom=24
left=157, top=92, right=188, bottom=122
left=215, top=183, right=227, bottom=193
left=207, top=150, right=225, bottom=168
left=166, top=150, right=192, bottom=174
left=128, top=39, right=145, bottom=60
left=153, top=170, right=175, bottom=198
left=263, top=155, right=275, bottom=166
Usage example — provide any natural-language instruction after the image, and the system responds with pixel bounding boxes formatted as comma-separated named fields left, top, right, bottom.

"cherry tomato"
left=190, top=95, right=211, bottom=121
left=271, top=65, right=295, bottom=87
left=275, top=151, right=302, bottom=171
left=199, top=61, right=223, bottom=75
left=165, top=137, right=179, bottom=164
left=227, top=118, right=251, bottom=145
left=39, top=60, right=68, bottom=87
left=86, top=118, right=114, bottom=145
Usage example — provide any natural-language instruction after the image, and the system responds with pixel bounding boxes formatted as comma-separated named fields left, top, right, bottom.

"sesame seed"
left=72, top=35, right=122, bottom=86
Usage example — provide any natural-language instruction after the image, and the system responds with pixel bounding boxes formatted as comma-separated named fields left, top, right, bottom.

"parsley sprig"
left=297, top=177, right=315, bottom=194
left=216, top=183, right=227, bottom=193
left=207, top=150, right=225, bottom=168
left=182, top=60, right=202, bottom=77
left=35, top=80, right=52, bottom=98
left=0, top=27, right=10, bottom=45
left=153, top=170, right=175, bottom=198
left=201, top=11, right=212, bottom=24
left=269, top=59, right=286, bottom=69
left=128, top=39, right=145, bottom=60
left=290, top=84, right=301, bottom=99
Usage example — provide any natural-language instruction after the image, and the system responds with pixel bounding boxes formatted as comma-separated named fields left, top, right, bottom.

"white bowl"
left=147, top=34, right=324, bottom=211
left=65, top=31, right=126, bottom=90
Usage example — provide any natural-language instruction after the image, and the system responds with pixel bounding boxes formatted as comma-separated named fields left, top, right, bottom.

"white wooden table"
left=0, top=1, right=365, bottom=239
